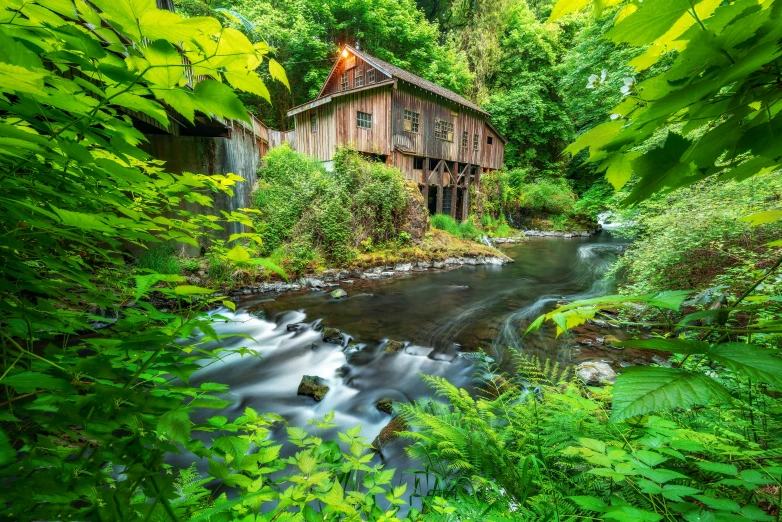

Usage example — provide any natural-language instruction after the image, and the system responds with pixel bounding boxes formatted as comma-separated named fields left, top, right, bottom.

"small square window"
left=461, top=131, right=468, bottom=148
left=368, top=69, right=375, bottom=83
left=355, top=72, right=364, bottom=87
left=487, top=136, right=493, bottom=145
left=473, top=133, right=479, bottom=150
left=434, top=120, right=453, bottom=141
left=403, top=109, right=419, bottom=133
left=413, top=157, right=424, bottom=169
left=310, top=113, right=317, bottom=133
left=357, top=111, right=372, bottom=129
left=341, top=71, right=348, bottom=91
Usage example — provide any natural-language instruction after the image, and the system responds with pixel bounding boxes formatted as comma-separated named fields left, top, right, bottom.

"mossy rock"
left=376, top=398, right=395, bottom=414
left=383, top=340, right=405, bottom=354
left=322, top=327, right=343, bottom=344
left=297, top=375, right=329, bottom=402
left=330, top=288, right=347, bottom=299
left=372, top=415, right=408, bottom=452
left=603, top=334, right=621, bottom=347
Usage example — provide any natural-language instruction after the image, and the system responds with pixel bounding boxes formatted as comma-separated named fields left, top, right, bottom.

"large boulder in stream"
left=330, top=288, right=347, bottom=299
left=383, top=340, right=405, bottom=354
left=322, top=327, right=343, bottom=344
left=576, top=362, right=617, bottom=386
left=297, top=375, right=329, bottom=402
left=376, top=398, right=395, bottom=414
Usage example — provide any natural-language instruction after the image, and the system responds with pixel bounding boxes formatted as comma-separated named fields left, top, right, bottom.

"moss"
left=383, top=340, right=405, bottom=354
left=376, top=398, right=395, bottom=414
left=322, top=327, right=343, bottom=344
left=372, top=415, right=408, bottom=452
left=297, top=375, right=329, bottom=402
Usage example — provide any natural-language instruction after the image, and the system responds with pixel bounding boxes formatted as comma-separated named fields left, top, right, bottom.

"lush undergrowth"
left=481, top=169, right=598, bottom=231
left=252, top=145, right=424, bottom=273
left=429, top=214, right=479, bottom=240
left=611, top=173, right=782, bottom=295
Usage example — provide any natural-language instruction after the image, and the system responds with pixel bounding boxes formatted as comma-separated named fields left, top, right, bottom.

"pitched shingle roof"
left=345, top=45, right=489, bottom=117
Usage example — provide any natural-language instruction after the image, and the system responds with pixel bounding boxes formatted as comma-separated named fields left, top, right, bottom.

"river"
left=189, top=231, right=642, bottom=492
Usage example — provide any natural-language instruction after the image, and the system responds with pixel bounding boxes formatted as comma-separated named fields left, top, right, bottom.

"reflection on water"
left=190, top=232, right=630, bottom=498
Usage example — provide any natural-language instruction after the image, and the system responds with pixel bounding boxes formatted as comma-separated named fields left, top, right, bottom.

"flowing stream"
left=187, top=232, right=645, bottom=490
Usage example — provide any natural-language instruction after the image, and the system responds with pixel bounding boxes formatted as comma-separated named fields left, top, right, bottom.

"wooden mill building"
left=287, top=46, right=506, bottom=220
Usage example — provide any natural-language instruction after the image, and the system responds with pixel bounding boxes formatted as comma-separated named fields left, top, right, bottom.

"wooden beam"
left=475, top=166, right=481, bottom=192
left=436, top=161, right=444, bottom=215
left=462, top=165, right=471, bottom=222
left=450, top=161, right=458, bottom=219
left=422, top=157, right=429, bottom=212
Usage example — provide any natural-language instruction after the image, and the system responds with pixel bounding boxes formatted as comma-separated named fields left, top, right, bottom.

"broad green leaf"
left=613, top=338, right=709, bottom=354
left=142, top=39, right=183, bottom=88
left=214, top=435, right=250, bottom=460
left=697, top=462, right=738, bottom=476
left=157, top=409, right=191, bottom=444
left=193, top=80, right=250, bottom=123
left=564, top=120, right=623, bottom=158
left=606, top=0, right=692, bottom=46
left=603, top=152, right=641, bottom=191
left=740, top=210, right=782, bottom=227
left=0, top=429, right=15, bottom=466
left=173, top=285, right=216, bottom=295
left=2, top=371, right=71, bottom=392
left=548, top=0, right=591, bottom=22
left=568, top=495, right=608, bottom=511
left=268, top=58, right=289, bottom=90
left=708, top=343, right=782, bottom=388
left=604, top=505, right=663, bottom=521
left=611, top=366, right=732, bottom=422
left=225, top=245, right=251, bottom=263
left=661, top=484, right=701, bottom=501
left=322, top=480, right=344, bottom=506
left=647, top=290, right=692, bottom=310
left=692, top=495, right=740, bottom=513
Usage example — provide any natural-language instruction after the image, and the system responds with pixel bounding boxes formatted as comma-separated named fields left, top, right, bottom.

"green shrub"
left=252, top=146, right=413, bottom=273
left=516, top=177, right=576, bottom=215
left=136, top=241, right=181, bottom=275
left=430, top=213, right=480, bottom=240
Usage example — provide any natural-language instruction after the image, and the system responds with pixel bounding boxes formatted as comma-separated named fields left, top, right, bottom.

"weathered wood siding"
left=391, top=84, right=485, bottom=172
left=321, top=54, right=391, bottom=97
left=482, top=124, right=504, bottom=170
left=293, top=86, right=392, bottom=160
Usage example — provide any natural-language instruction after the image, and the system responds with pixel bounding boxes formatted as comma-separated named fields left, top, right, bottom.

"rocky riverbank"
left=522, top=225, right=603, bottom=238
left=225, top=253, right=513, bottom=297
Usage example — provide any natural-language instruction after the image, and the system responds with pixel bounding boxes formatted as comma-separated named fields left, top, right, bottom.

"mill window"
left=403, top=109, right=419, bottom=132
left=434, top=120, right=454, bottom=141
left=461, top=130, right=468, bottom=148
left=341, top=71, right=348, bottom=91
left=368, top=69, right=375, bottom=83
left=355, top=71, right=364, bottom=87
left=413, top=157, right=424, bottom=169
left=473, top=133, right=479, bottom=150
left=310, top=113, right=317, bottom=133
left=487, top=136, right=494, bottom=145
left=357, top=111, right=372, bottom=129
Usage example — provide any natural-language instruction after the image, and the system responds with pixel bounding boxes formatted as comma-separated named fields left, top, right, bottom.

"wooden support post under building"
left=475, top=166, right=481, bottom=192
left=450, top=162, right=458, bottom=219
left=436, top=161, right=444, bottom=215
left=462, top=164, right=471, bottom=221
left=421, top=158, right=429, bottom=211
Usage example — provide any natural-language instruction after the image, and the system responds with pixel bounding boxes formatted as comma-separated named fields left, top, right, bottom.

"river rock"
left=361, top=272, right=382, bottom=280
left=287, top=323, right=303, bottom=332
left=376, top=398, right=395, bottom=414
left=297, top=375, right=329, bottom=402
left=576, top=362, right=617, bottom=386
left=394, top=263, right=412, bottom=272
left=330, top=289, right=347, bottom=299
left=383, top=340, right=405, bottom=354
left=372, top=416, right=408, bottom=452
left=603, top=334, right=622, bottom=348
left=652, top=355, right=673, bottom=367
left=381, top=271, right=395, bottom=278
left=432, top=260, right=445, bottom=269
left=417, top=260, right=433, bottom=268
left=322, top=327, right=343, bottom=344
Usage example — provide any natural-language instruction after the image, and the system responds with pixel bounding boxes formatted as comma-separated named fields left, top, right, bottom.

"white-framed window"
left=310, top=113, right=317, bottom=133
left=368, top=69, right=375, bottom=83
left=434, top=119, right=454, bottom=141
left=473, top=133, right=479, bottom=150
left=341, top=71, right=348, bottom=91
left=355, top=71, right=364, bottom=87
left=357, top=111, right=372, bottom=129
left=403, top=109, right=419, bottom=132
left=461, top=130, right=468, bottom=148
